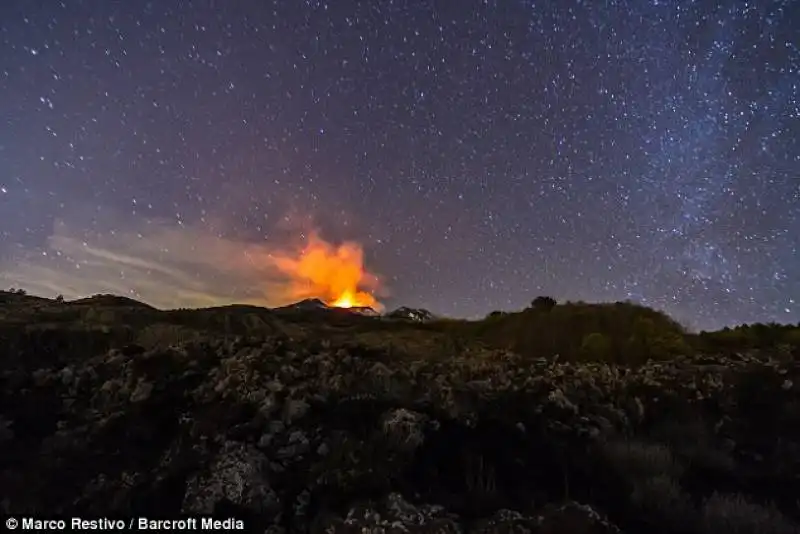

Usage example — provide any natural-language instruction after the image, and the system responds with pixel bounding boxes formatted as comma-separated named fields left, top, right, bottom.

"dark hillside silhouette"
left=0, top=289, right=799, bottom=533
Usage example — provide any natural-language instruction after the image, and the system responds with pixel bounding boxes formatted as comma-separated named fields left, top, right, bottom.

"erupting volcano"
left=269, top=231, right=383, bottom=311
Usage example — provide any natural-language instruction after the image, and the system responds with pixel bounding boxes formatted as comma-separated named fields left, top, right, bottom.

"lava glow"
left=269, top=231, right=382, bottom=310
left=331, top=290, right=357, bottom=308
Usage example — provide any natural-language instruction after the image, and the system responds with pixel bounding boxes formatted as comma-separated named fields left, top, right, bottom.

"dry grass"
left=602, top=439, right=683, bottom=480
left=699, top=492, right=798, bottom=534
left=135, top=324, right=205, bottom=349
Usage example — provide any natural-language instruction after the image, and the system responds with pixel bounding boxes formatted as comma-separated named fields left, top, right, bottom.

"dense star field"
left=0, top=0, right=797, bottom=330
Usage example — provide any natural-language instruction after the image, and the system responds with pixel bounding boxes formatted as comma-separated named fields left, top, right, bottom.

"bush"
left=580, top=332, right=612, bottom=361
left=601, top=439, right=695, bottom=531
left=631, top=474, right=694, bottom=529
left=698, top=492, right=797, bottom=534
left=602, top=440, right=683, bottom=481
left=530, top=296, right=557, bottom=311
left=456, top=300, right=689, bottom=364
left=692, top=323, right=800, bottom=353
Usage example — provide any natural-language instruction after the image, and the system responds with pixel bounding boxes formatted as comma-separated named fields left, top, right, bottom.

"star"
left=0, top=0, right=796, bottom=330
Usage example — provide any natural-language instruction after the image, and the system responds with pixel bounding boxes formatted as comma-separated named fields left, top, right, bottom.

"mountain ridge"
left=271, top=296, right=433, bottom=321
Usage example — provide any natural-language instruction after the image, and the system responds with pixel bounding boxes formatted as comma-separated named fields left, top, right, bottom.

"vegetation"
left=692, top=323, right=800, bottom=357
left=1, top=289, right=799, bottom=532
left=2, top=289, right=798, bottom=364
left=530, top=295, right=557, bottom=311
left=443, top=298, right=693, bottom=365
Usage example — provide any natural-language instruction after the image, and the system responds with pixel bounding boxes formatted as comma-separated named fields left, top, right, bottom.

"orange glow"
left=269, top=231, right=382, bottom=311
left=331, top=290, right=357, bottom=308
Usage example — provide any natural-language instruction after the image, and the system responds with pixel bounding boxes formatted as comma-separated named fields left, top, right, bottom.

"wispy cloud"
left=0, top=214, right=386, bottom=310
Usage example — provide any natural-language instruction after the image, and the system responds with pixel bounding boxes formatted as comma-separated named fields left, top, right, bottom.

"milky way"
left=0, top=0, right=797, bottom=330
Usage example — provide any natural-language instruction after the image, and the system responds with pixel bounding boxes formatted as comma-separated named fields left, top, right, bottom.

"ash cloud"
left=0, top=212, right=386, bottom=310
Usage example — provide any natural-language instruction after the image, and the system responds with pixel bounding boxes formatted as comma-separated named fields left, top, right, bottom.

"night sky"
left=1, top=1, right=798, bottom=331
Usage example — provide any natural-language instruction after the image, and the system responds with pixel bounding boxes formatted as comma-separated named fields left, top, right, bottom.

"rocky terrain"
left=274, top=298, right=431, bottom=320
left=1, top=291, right=799, bottom=533
left=385, top=306, right=437, bottom=322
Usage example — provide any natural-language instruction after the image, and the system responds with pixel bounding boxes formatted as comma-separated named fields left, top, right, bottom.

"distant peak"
left=273, top=298, right=380, bottom=317
left=275, top=298, right=330, bottom=311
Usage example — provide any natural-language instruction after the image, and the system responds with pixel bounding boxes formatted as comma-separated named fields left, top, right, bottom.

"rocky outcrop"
left=1, top=330, right=799, bottom=533
left=274, top=298, right=331, bottom=312
left=385, top=307, right=436, bottom=322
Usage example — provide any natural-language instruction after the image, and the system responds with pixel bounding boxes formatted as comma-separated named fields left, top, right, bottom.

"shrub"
left=602, top=440, right=683, bottom=481
left=458, top=300, right=689, bottom=364
left=631, top=474, right=694, bottom=529
left=530, top=295, right=557, bottom=311
left=601, top=440, right=695, bottom=530
left=580, top=332, right=612, bottom=361
left=698, top=492, right=797, bottom=534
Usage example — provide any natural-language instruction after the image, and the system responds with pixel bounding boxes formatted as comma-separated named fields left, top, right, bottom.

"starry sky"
left=1, top=0, right=798, bottom=331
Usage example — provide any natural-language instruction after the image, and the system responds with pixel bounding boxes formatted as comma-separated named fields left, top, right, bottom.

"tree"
left=580, top=332, right=612, bottom=361
left=784, top=329, right=800, bottom=348
left=531, top=296, right=557, bottom=312
left=55, top=294, right=64, bottom=303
